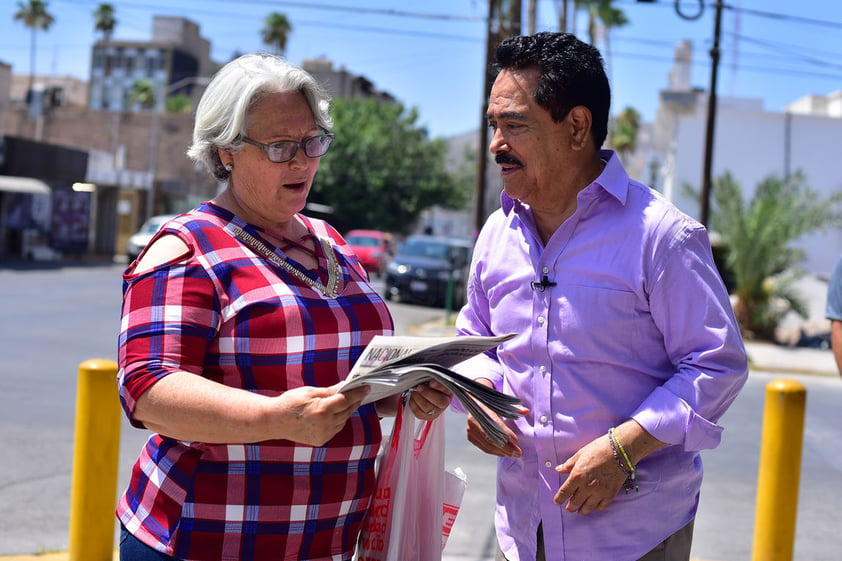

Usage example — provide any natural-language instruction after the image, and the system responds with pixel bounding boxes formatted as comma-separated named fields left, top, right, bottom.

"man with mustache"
left=454, top=32, right=748, bottom=561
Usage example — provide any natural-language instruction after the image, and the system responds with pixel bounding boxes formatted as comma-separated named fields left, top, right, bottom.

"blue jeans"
left=119, top=525, right=178, bottom=561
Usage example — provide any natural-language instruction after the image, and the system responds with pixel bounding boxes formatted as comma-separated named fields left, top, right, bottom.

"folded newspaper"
left=341, top=333, right=527, bottom=446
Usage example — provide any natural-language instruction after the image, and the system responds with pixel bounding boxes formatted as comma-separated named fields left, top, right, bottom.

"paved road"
left=1, top=263, right=840, bottom=561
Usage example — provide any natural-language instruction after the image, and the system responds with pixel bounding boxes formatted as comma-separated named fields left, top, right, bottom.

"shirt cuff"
left=631, top=386, right=724, bottom=451
left=450, top=353, right=504, bottom=414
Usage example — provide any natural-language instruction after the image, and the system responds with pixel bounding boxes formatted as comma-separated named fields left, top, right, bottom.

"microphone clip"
left=530, top=274, right=557, bottom=292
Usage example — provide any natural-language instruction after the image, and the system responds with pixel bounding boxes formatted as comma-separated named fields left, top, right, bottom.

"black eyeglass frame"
left=237, top=133, right=335, bottom=164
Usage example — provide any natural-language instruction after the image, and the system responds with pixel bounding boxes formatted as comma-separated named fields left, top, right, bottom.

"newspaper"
left=341, top=333, right=527, bottom=446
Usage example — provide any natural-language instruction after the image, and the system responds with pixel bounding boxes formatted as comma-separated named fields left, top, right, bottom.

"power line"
left=52, top=0, right=486, bottom=23
left=738, top=6, right=842, bottom=30
left=730, top=33, right=842, bottom=73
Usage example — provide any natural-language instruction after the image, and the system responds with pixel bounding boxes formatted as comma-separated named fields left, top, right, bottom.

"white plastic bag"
left=356, top=399, right=466, bottom=561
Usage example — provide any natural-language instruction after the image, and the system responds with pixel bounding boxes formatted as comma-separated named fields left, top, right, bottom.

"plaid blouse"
left=116, top=203, right=393, bottom=561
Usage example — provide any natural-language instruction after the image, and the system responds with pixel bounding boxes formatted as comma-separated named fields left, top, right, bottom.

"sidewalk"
left=413, top=317, right=839, bottom=378
left=744, top=339, right=837, bottom=377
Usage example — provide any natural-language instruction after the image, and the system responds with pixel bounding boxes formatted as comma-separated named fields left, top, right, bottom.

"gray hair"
left=186, top=52, right=333, bottom=181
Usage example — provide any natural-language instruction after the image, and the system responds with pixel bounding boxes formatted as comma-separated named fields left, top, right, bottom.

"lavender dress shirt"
left=455, top=151, right=748, bottom=561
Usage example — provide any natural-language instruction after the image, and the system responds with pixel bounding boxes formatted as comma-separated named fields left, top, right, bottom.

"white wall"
left=660, top=97, right=842, bottom=275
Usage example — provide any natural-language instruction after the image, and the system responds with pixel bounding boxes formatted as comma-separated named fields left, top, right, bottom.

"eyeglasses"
left=238, top=133, right=335, bottom=163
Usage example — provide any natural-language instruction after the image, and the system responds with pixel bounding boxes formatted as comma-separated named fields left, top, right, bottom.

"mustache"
left=495, top=153, right=523, bottom=167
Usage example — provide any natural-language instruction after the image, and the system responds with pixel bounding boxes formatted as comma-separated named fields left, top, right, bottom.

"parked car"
left=345, top=229, right=393, bottom=276
left=384, top=234, right=473, bottom=308
left=125, top=214, right=179, bottom=262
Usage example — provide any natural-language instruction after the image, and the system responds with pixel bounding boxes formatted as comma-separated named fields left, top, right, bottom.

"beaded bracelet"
left=608, top=427, right=638, bottom=494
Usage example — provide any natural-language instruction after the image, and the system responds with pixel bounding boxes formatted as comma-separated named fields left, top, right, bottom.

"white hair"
left=186, top=52, right=332, bottom=181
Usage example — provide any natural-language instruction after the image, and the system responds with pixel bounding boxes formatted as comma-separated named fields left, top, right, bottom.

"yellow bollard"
left=68, top=359, right=122, bottom=561
left=751, top=378, right=806, bottom=561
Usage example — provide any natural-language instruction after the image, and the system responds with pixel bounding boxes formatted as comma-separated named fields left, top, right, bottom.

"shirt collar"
left=500, top=149, right=630, bottom=216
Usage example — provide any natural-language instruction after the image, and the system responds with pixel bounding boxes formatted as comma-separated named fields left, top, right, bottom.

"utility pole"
left=527, top=0, right=537, bottom=34
left=475, top=1, right=522, bottom=235
left=700, top=0, right=725, bottom=227
left=475, top=1, right=495, bottom=235
left=637, top=0, right=724, bottom=227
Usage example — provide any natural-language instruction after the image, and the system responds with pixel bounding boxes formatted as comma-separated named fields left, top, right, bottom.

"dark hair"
left=494, top=32, right=611, bottom=149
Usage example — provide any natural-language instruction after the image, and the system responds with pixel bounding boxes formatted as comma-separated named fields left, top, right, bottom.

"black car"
left=384, top=235, right=473, bottom=308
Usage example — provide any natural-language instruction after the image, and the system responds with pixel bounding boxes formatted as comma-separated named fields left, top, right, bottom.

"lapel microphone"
left=530, top=274, right=557, bottom=292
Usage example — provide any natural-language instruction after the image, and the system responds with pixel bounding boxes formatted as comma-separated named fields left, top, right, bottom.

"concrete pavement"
left=3, top=335, right=832, bottom=561
left=3, top=280, right=836, bottom=561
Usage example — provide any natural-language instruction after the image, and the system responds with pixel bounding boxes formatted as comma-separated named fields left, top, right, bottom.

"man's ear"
left=567, top=106, right=593, bottom=151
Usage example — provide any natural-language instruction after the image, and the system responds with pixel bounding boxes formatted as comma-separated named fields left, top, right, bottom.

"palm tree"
left=609, top=106, right=639, bottom=163
left=581, top=0, right=628, bottom=46
left=93, top=3, right=117, bottom=43
left=13, top=0, right=55, bottom=98
left=558, top=0, right=572, bottom=33
left=261, top=12, right=292, bottom=56
left=698, top=171, right=842, bottom=340
left=129, top=79, right=155, bottom=111
left=527, top=0, right=537, bottom=34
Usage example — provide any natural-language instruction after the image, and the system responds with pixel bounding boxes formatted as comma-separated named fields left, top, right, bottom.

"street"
left=0, top=263, right=840, bottom=560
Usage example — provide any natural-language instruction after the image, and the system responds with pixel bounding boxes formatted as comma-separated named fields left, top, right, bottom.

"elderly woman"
left=116, top=53, right=452, bottom=561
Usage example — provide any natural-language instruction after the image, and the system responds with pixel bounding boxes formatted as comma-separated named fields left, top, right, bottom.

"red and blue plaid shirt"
left=117, top=203, right=393, bottom=561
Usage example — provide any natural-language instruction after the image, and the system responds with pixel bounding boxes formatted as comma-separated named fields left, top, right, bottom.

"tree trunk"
left=527, top=0, right=537, bottom=34
left=28, top=29, right=37, bottom=99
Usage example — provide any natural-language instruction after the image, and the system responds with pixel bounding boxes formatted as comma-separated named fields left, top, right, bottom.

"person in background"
left=825, top=253, right=842, bottom=375
left=454, top=32, right=748, bottom=561
left=115, top=52, right=451, bottom=561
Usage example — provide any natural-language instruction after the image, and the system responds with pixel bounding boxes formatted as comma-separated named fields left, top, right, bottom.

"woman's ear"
left=217, top=147, right=233, bottom=169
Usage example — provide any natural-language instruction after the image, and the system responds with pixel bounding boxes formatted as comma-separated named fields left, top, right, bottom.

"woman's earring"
left=224, top=163, right=233, bottom=172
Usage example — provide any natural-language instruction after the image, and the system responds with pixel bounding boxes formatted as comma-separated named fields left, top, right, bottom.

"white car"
left=125, top=214, right=179, bottom=262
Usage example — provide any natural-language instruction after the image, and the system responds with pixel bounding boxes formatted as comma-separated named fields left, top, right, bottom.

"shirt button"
left=537, top=316, right=545, bottom=325
left=545, top=460, right=553, bottom=468
left=540, top=365, right=547, bottom=373
left=540, top=415, right=548, bottom=424
left=542, top=266, right=550, bottom=274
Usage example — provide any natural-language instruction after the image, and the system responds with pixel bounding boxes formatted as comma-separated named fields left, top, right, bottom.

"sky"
left=2, top=0, right=842, bottom=139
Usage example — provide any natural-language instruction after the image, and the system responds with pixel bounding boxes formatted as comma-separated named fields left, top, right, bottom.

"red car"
left=345, top=229, right=393, bottom=276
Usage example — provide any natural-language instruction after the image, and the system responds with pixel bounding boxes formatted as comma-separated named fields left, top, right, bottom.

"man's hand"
left=552, top=433, right=626, bottom=515
left=553, top=421, right=666, bottom=515
left=464, top=378, right=521, bottom=457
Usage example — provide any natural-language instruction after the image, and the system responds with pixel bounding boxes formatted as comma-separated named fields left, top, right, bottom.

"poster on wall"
left=51, top=189, right=90, bottom=253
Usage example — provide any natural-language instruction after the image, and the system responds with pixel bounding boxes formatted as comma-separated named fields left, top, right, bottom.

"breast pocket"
left=558, top=283, right=648, bottom=365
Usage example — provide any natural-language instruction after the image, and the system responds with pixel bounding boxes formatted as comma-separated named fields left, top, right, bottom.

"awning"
left=0, top=175, right=51, bottom=195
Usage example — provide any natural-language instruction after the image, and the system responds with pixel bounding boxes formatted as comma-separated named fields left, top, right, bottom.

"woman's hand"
left=407, top=380, right=453, bottom=421
left=134, top=372, right=371, bottom=445
left=275, top=383, right=371, bottom=446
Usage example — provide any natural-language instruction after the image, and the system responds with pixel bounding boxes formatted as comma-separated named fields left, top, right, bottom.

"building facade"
left=89, top=16, right=214, bottom=113
left=0, top=15, right=400, bottom=260
left=650, top=41, right=842, bottom=275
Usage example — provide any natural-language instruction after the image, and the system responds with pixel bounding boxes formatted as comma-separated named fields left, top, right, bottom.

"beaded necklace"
left=232, top=226, right=340, bottom=298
